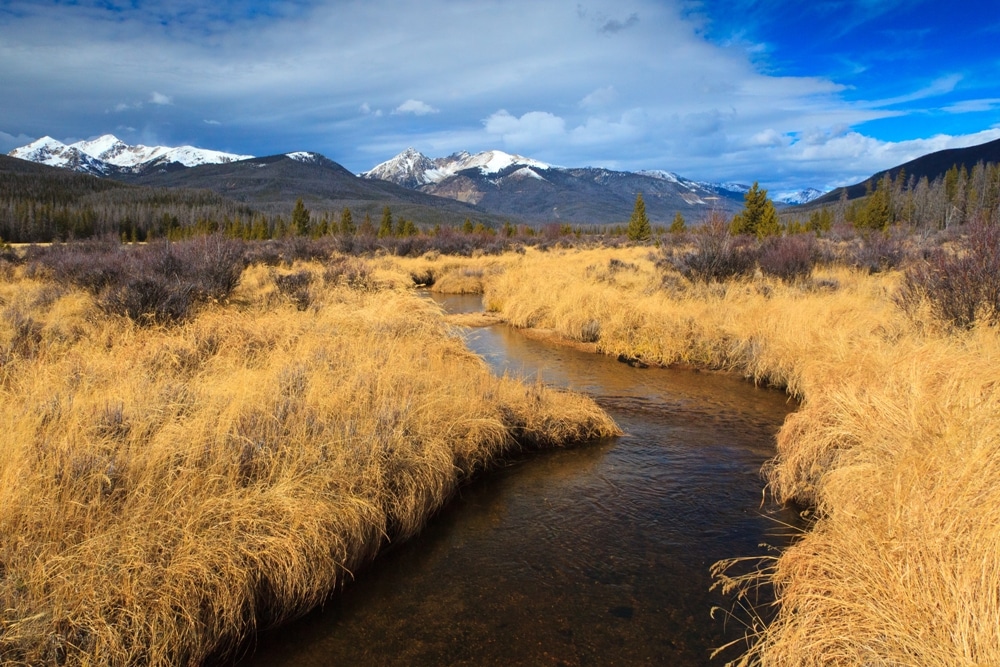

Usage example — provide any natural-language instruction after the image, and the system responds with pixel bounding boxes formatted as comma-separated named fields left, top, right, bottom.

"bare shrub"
left=98, top=277, right=195, bottom=324
left=668, top=215, right=758, bottom=282
left=26, top=235, right=248, bottom=325
left=273, top=270, right=314, bottom=310
left=850, top=231, right=906, bottom=273
left=898, top=222, right=1000, bottom=328
left=323, top=257, right=373, bottom=289
left=758, top=234, right=816, bottom=282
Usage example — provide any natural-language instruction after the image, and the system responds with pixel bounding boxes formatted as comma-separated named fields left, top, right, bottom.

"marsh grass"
left=388, top=242, right=1000, bottom=666
left=0, top=255, right=618, bottom=665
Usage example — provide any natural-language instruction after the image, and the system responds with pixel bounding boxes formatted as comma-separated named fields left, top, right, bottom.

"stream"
left=235, top=293, right=802, bottom=666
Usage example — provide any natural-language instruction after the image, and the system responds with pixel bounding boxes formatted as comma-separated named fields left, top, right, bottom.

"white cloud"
left=580, top=86, right=618, bottom=109
left=484, top=110, right=567, bottom=147
left=203, top=119, right=221, bottom=125
left=0, top=129, right=34, bottom=153
left=942, top=98, right=1000, bottom=114
left=868, top=73, right=962, bottom=108
left=750, top=128, right=791, bottom=148
left=393, top=99, right=438, bottom=116
left=0, top=0, right=995, bottom=190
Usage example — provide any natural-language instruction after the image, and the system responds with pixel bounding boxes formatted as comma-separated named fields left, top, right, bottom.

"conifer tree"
left=359, top=212, right=375, bottom=236
left=291, top=198, right=310, bottom=236
left=731, top=182, right=780, bottom=238
left=340, top=207, right=355, bottom=235
left=627, top=193, right=652, bottom=241
left=378, top=206, right=393, bottom=238
left=856, top=175, right=893, bottom=231
left=669, top=211, right=686, bottom=233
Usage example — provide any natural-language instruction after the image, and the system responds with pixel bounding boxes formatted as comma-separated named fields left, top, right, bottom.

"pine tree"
left=731, top=181, right=780, bottom=238
left=378, top=206, right=393, bottom=238
left=339, top=207, right=355, bottom=235
left=359, top=212, right=375, bottom=236
left=627, top=193, right=651, bottom=241
left=669, top=211, right=686, bottom=234
left=856, top=175, right=893, bottom=231
left=291, top=198, right=310, bottom=236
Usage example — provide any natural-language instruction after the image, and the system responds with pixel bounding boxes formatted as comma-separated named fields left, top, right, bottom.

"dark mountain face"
left=114, top=154, right=502, bottom=224
left=417, top=165, right=744, bottom=224
left=363, top=154, right=746, bottom=225
left=811, top=137, right=1000, bottom=206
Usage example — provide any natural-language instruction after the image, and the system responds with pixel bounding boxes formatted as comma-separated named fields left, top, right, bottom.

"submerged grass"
left=388, top=244, right=1000, bottom=665
left=0, top=258, right=618, bottom=665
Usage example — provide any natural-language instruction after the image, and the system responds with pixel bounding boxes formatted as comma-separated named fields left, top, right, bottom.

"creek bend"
left=235, top=293, right=802, bottom=666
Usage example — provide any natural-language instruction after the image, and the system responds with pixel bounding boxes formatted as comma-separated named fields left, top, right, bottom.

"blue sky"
left=1, top=0, right=998, bottom=194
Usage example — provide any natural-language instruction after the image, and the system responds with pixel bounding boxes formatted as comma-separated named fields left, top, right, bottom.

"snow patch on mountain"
left=638, top=169, right=682, bottom=184
left=362, top=148, right=551, bottom=187
left=285, top=151, right=325, bottom=163
left=8, top=134, right=252, bottom=173
left=708, top=182, right=752, bottom=195
left=775, top=188, right=825, bottom=205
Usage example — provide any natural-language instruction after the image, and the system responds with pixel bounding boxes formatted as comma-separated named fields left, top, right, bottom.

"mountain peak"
left=8, top=135, right=253, bottom=174
left=362, top=148, right=552, bottom=188
left=361, top=148, right=439, bottom=188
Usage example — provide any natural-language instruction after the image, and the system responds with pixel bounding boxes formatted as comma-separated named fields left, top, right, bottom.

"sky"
left=1, top=0, right=999, bottom=194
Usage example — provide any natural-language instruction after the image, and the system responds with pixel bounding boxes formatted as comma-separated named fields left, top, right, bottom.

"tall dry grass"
left=0, top=259, right=618, bottom=665
left=390, top=245, right=1000, bottom=665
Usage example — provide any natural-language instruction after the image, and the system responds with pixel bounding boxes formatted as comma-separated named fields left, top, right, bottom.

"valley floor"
left=0, top=257, right=617, bottom=665
left=3, top=237, right=998, bottom=665
left=386, top=244, right=1000, bottom=666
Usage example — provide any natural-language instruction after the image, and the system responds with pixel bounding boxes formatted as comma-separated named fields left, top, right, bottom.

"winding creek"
left=235, top=293, right=803, bottom=666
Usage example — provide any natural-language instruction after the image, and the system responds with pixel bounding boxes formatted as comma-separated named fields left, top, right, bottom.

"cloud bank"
left=0, top=0, right=996, bottom=191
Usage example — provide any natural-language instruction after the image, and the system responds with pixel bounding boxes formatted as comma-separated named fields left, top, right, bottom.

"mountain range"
left=5, top=135, right=832, bottom=224
left=359, top=147, right=787, bottom=223
left=9, top=135, right=253, bottom=176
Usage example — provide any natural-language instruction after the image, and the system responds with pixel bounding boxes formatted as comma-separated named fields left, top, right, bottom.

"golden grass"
left=0, top=260, right=618, bottom=665
left=385, top=245, right=1000, bottom=665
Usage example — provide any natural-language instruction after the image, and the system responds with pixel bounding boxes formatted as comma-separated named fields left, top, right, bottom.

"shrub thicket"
left=757, top=234, right=816, bottom=282
left=26, top=235, right=248, bottom=324
left=899, top=222, right=1000, bottom=328
left=669, top=215, right=758, bottom=282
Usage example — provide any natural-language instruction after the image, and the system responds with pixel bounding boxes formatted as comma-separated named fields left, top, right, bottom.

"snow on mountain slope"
left=8, top=134, right=253, bottom=172
left=775, top=188, right=825, bottom=205
left=10, top=136, right=75, bottom=167
left=362, top=147, right=551, bottom=187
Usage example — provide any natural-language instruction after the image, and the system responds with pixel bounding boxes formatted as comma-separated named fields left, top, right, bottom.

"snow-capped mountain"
left=361, top=148, right=750, bottom=223
left=9, top=135, right=253, bottom=175
left=361, top=148, right=552, bottom=189
left=775, top=188, right=825, bottom=205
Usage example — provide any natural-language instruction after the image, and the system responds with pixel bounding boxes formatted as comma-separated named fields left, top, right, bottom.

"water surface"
left=236, top=293, right=800, bottom=666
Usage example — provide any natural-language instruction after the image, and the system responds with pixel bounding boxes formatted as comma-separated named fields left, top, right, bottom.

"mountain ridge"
left=360, top=147, right=757, bottom=223
left=9, top=134, right=253, bottom=176
left=809, top=137, right=1000, bottom=207
left=9, top=136, right=827, bottom=223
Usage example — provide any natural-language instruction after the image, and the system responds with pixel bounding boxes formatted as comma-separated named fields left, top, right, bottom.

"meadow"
left=2, top=220, right=998, bottom=666
left=386, top=223, right=1000, bottom=665
left=0, top=238, right=618, bottom=665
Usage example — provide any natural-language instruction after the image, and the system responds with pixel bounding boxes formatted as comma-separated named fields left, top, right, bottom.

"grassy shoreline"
left=0, top=257, right=619, bottom=665
left=391, top=244, right=1000, bottom=665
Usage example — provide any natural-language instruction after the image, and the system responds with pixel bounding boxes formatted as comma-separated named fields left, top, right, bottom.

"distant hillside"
left=361, top=148, right=748, bottom=224
left=810, top=137, right=1000, bottom=207
left=0, top=154, right=255, bottom=243
left=118, top=153, right=504, bottom=226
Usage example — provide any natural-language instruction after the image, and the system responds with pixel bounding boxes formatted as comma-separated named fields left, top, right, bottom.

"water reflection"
left=234, top=293, right=800, bottom=666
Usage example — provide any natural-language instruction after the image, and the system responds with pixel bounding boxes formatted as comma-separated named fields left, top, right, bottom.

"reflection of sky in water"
left=235, top=293, right=802, bottom=667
